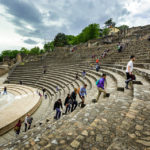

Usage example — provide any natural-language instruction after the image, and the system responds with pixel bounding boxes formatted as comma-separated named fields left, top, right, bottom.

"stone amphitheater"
left=0, top=25, right=150, bottom=150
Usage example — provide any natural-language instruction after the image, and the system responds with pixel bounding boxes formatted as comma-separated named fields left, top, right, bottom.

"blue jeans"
left=65, top=104, right=71, bottom=114
left=55, top=108, right=61, bottom=119
left=71, top=101, right=78, bottom=112
left=3, top=91, right=7, bottom=95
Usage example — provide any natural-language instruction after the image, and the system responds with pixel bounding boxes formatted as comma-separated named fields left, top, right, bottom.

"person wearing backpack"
left=53, top=99, right=63, bottom=120
left=27, top=116, right=33, bottom=130
left=96, top=74, right=107, bottom=102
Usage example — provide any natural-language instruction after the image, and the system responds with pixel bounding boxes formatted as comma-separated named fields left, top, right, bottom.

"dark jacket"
left=27, top=117, right=33, bottom=124
left=64, top=96, right=72, bottom=105
left=4, top=87, right=7, bottom=91
left=71, top=91, right=76, bottom=101
left=54, top=101, right=63, bottom=110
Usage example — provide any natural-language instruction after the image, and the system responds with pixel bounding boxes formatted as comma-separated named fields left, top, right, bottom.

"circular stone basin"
left=0, top=85, right=40, bottom=135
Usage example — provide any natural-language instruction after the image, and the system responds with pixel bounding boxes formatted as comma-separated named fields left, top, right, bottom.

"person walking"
left=14, top=119, right=22, bottom=136
left=3, top=86, right=7, bottom=95
left=27, top=116, right=33, bottom=130
left=96, top=63, right=100, bottom=72
left=95, top=74, right=107, bottom=102
left=24, top=114, right=29, bottom=132
left=96, top=59, right=99, bottom=64
left=125, top=55, right=136, bottom=89
left=53, top=99, right=63, bottom=120
left=71, top=88, right=78, bottom=112
left=64, top=94, right=72, bottom=114
left=42, top=88, right=46, bottom=96
left=79, top=84, right=87, bottom=107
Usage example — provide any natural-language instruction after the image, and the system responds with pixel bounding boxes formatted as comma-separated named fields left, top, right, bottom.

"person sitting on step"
left=53, top=99, right=63, bottom=120
left=20, top=80, right=22, bottom=85
left=95, top=74, right=107, bottom=102
left=75, top=73, right=79, bottom=80
left=125, top=55, right=136, bottom=89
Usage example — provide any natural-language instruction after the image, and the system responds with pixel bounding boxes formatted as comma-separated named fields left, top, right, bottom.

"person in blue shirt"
left=96, top=74, right=107, bottom=102
left=79, top=84, right=87, bottom=106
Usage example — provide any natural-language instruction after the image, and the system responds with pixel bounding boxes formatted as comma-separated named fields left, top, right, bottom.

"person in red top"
left=96, top=59, right=99, bottom=63
left=14, top=119, right=22, bottom=136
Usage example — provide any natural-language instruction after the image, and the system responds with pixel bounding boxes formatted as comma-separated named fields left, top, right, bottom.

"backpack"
left=96, top=80, right=99, bottom=85
left=27, top=117, right=33, bottom=124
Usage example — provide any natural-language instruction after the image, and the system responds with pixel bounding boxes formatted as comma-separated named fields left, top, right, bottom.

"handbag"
left=14, top=126, right=19, bottom=131
left=131, top=74, right=136, bottom=80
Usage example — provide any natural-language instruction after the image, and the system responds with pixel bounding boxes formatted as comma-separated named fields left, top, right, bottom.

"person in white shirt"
left=125, top=55, right=135, bottom=89
left=24, top=114, right=29, bottom=132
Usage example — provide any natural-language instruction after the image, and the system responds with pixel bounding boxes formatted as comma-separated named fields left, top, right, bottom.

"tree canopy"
left=105, top=18, right=116, bottom=27
left=54, top=23, right=101, bottom=46
left=118, top=25, right=129, bottom=31
left=54, top=33, right=68, bottom=47
left=44, top=41, right=54, bottom=51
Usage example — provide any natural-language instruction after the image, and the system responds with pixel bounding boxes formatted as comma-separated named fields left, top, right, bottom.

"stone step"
left=106, top=73, right=150, bottom=150
left=1, top=74, right=133, bottom=149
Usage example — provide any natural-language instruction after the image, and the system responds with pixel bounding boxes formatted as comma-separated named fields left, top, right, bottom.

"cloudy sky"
left=0, top=0, right=150, bottom=51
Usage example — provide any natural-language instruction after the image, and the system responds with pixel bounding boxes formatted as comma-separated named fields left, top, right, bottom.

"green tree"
left=102, top=28, right=110, bottom=36
left=105, top=18, right=116, bottom=27
left=30, top=47, right=40, bottom=55
left=1, top=50, right=19, bottom=59
left=44, top=41, right=54, bottom=51
left=10, top=50, right=19, bottom=59
left=71, top=23, right=100, bottom=45
left=118, top=25, right=129, bottom=31
left=88, top=24, right=100, bottom=39
left=54, top=33, right=68, bottom=47
left=66, top=35, right=76, bottom=45
left=40, top=49, right=44, bottom=54
left=20, top=47, right=29, bottom=55
left=1, top=50, right=12, bottom=58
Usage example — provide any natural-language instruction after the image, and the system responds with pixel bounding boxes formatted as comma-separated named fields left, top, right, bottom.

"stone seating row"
left=0, top=65, right=98, bottom=145
left=0, top=67, right=135, bottom=149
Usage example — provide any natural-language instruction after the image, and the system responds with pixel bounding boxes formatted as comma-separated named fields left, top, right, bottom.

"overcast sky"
left=0, top=0, right=150, bottom=51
